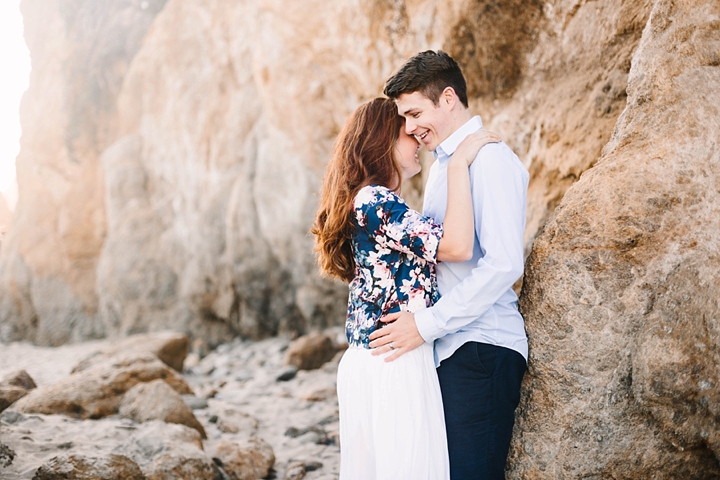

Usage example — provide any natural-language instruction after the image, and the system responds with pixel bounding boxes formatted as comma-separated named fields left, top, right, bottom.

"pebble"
left=277, top=366, right=299, bottom=382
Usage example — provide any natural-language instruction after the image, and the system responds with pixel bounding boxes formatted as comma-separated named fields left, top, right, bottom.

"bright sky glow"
left=0, top=0, right=31, bottom=209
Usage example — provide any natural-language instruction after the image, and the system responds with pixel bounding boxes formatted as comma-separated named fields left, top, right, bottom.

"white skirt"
left=337, top=343, right=450, bottom=480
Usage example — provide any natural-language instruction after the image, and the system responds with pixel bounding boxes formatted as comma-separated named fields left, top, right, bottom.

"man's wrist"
left=414, top=308, right=442, bottom=343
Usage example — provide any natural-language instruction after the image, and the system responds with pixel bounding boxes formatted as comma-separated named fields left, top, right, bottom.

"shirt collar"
left=435, top=116, right=484, bottom=161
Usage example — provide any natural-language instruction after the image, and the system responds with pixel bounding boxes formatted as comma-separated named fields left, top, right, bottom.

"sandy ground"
left=0, top=339, right=113, bottom=386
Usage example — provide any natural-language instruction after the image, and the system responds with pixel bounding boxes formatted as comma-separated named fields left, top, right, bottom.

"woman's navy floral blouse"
left=346, top=185, right=444, bottom=348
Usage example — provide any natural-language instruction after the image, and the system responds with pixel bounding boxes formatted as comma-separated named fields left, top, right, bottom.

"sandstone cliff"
left=0, top=0, right=718, bottom=476
left=1, top=0, right=655, bottom=344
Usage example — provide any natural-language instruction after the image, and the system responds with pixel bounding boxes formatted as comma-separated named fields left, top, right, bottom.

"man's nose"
left=405, top=120, right=417, bottom=135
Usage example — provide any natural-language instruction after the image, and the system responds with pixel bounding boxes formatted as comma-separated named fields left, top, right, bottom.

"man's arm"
left=369, top=143, right=528, bottom=361
left=417, top=142, right=527, bottom=340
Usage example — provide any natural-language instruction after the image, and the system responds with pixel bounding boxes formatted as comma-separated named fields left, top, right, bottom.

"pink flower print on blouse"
left=345, top=185, right=444, bottom=348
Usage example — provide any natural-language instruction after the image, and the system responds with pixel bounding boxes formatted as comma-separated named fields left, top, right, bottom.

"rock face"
left=0, top=0, right=170, bottom=345
left=0, top=0, right=657, bottom=345
left=0, top=0, right=719, bottom=477
left=511, top=0, right=720, bottom=478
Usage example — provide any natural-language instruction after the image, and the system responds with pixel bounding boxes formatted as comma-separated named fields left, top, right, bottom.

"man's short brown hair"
left=384, top=50, right=469, bottom=108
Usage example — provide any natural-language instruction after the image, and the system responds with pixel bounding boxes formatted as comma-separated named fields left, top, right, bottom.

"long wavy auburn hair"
left=311, top=98, right=404, bottom=282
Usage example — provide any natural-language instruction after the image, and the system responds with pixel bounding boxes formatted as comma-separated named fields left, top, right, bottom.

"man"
left=369, top=50, right=529, bottom=479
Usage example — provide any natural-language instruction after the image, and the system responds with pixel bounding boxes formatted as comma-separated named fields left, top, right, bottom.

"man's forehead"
left=395, top=92, right=431, bottom=114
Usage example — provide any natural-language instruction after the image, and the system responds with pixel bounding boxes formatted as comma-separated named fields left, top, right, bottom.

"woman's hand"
left=453, top=130, right=502, bottom=166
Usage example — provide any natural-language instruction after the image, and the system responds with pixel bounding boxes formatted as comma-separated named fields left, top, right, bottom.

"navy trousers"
left=436, top=342, right=526, bottom=480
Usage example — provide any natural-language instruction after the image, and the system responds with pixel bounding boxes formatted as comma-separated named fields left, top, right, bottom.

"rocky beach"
left=1, top=0, right=719, bottom=477
left=0, top=330, right=346, bottom=479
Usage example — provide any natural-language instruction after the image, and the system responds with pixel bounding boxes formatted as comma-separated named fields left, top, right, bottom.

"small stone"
left=213, top=438, right=275, bottom=480
left=325, top=430, right=340, bottom=447
left=295, top=430, right=321, bottom=445
left=276, top=366, right=298, bottom=382
left=305, top=461, right=323, bottom=471
left=216, top=409, right=259, bottom=434
left=182, top=394, right=209, bottom=410
left=0, top=410, right=25, bottom=424
left=184, top=352, right=201, bottom=370
left=299, top=387, right=336, bottom=402
left=0, top=386, right=29, bottom=413
left=1, top=370, right=37, bottom=390
left=0, top=442, right=15, bottom=468
left=284, top=461, right=306, bottom=480
left=234, top=370, right=253, bottom=382
left=283, top=333, right=337, bottom=371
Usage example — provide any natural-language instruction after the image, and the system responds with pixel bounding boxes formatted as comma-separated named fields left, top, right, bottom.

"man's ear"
left=441, top=87, right=457, bottom=109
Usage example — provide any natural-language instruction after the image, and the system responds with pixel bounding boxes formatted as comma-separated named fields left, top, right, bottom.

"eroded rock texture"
left=513, top=0, right=720, bottom=477
left=0, top=0, right=169, bottom=345
left=0, top=0, right=654, bottom=344
left=1, top=0, right=671, bottom=346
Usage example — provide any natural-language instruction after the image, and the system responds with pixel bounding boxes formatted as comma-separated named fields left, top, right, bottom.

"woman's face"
left=395, top=125, right=422, bottom=181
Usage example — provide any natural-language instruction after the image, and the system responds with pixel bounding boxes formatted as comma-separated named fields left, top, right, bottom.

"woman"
left=312, top=98, right=499, bottom=479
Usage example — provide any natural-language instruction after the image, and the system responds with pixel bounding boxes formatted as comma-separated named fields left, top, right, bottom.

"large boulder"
left=13, top=353, right=193, bottom=418
left=122, top=420, right=216, bottom=479
left=72, top=331, right=188, bottom=372
left=510, top=0, right=720, bottom=478
left=33, top=454, right=146, bottom=480
left=119, top=379, right=206, bottom=438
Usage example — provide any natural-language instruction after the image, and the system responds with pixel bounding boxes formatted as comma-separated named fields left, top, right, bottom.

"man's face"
left=395, top=90, right=454, bottom=152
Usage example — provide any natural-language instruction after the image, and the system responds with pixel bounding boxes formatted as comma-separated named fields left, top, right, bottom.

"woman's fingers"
left=455, top=130, right=503, bottom=166
left=370, top=337, right=395, bottom=355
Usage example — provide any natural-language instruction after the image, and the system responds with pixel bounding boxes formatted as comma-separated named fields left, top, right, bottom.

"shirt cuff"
left=414, top=308, right=443, bottom=343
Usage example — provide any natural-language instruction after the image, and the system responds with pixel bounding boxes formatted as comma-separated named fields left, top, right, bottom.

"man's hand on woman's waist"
left=368, top=311, right=425, bottom=362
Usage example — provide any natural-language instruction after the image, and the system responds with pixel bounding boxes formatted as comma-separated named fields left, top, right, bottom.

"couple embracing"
left=313, top=50, right=529, bottom=480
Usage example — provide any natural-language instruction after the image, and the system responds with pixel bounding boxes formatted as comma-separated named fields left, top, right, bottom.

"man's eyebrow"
left=401, top=107, right=417, bottom=116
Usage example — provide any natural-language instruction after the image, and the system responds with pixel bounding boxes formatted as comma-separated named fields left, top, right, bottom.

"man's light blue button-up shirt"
left=414, top=116, right=529, bottom=366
